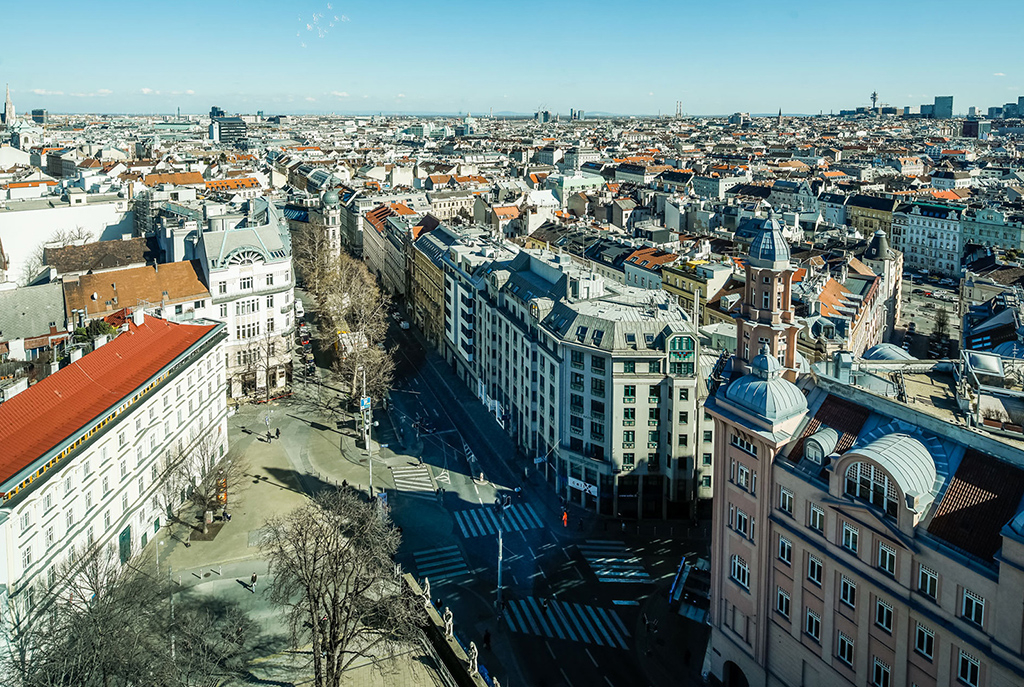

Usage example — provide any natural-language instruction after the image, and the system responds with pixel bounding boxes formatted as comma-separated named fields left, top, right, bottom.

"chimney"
left=132, top=308, right=145, bottom=327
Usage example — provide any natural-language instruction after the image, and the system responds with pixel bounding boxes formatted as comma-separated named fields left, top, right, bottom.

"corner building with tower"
left=706, top=219, right=1024, bottom=687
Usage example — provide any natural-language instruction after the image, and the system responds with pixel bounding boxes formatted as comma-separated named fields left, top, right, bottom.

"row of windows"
left=776, top=590, right=981, bottom=686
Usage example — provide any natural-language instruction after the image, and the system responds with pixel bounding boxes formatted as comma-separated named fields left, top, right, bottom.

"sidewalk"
left=635, top=578, right=711, bottom=687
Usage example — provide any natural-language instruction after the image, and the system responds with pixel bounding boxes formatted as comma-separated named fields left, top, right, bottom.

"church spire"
left=3, top=84, right=14, bottom=126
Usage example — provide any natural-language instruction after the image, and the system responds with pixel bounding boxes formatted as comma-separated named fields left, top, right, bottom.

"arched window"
left=730, top=554, right=749, bottom=590
left=845, top=462, right=899, bottom=518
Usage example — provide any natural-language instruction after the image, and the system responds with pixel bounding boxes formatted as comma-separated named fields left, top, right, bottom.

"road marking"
left=584, top=604, right=618, bottom=649
left=585, top=648, right=599, bottom=667
left=604, top=678, right=614, bottom=687
left=410, top=546, right=469, bottom=583
left=560, top=668, right=575, bottom=687
left=527, top=597, right=555, bottom=638
left=431, top=407, right=439, bottom=417
left=612, top=600, right=640, bottom=606
left=546, top=642, right=556, bottom=659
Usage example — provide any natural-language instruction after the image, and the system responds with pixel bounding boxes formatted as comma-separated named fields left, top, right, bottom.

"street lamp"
left=496, top=493, right=512, bottom=609
left=358, top=366, right=378, bottom=498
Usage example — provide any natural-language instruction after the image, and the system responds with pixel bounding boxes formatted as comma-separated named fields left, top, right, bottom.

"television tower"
left=870, top=91, right=878, bottom=109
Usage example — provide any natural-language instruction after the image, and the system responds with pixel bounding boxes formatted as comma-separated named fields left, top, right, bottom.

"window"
left=45, top=526, right=54, bottom=548
left=877, top=543, right=896, bottom=575
left=700, top=475, right=711, bottom=488
left=679, top=388, right=688, bottom=401
left=915, top=623, right=934, bottom=660
left=702, top=453, right=712, bottom=466
left=118, top=431, right=126, bottom=447
left=677, top=433, right=688, bottom=446
left=679, top=411, right=689, bottom=424
left=918, top=565, right=938, bottom=599
left=267, top=318, right=275, bottom=333
left=623, top=452, right=635, bottom=467
left=103, top=511, right=111, bottom=529
left=85, top=491, right=93, bottom=511
left=809, top=505, right=824, bottom=532
left=730, top=433, right=756, bottom=456
left=43, top=492, right=52, bottom=511
left=807, top=556, right=822, bottom=585
left=648, top=360, right=660, bottom=374
left=240, top=276, right=253, bottom=290
left=875, top=599, right=893, bottom=633
left=648, top=384, right=660, bottom=400
left=842, top=523, right=859, bottom=553
left=845, top=461, right=899, bottom=518
left=622, top=430, right=635, bottom=446
left=736, top=463, right=750, bottom=489
left=730, top=555, right=749, bottom=590
left=872, top=659, right=891, bottom=687
left=220, top=303, right=228, bottom=317
left=623, top=361, right=635, bottom=373
left=21, top=546, right=32, bottom=570
left=65, top=509, right=74, bottom=532
left=958, top=650, right=980, bottom=687
left=218, top=281, right=227, bottom=294
left=778, top=536, right=792, bottom=564
left=779, top=487, right=793, bottom=514
left=102, top=477, right=110, bottom=495
left=840, top=576, right=856, bottom=608
left=805, top=610, right=821, bottom=642
left=266, top=273, right=275, bottom=287
left=776, top=587, right=790, bottom=618
left=120, top=460, right=127, bottom=478
left=622, top=407, right=635, bottom=425
left=962, top=589, right=984, bottom=626
left=623, top=385, right=636, bottom=402
left=703, top=430, right=712, bottom=442
left=735, top=509, right=749, bottom=536
left=837, top=632, right=854, bottom=666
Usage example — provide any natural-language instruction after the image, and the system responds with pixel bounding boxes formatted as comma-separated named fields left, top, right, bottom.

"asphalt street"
left=383, top=319, right=709, bottom=687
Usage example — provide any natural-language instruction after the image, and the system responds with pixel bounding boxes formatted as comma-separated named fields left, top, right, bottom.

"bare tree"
left=1, top=543, right=260, bottom=687
left=933, top=307, right=950, bottom=342
left=154, top=432, right=246, bottom=535
left=292, top=221, right=339, bottom=310
left=230, top=332, right=285, bottom=403
left=333, top=343, right=395, bottom=407
left=261, top=490, right=421, bottom=687
left=21, top=226, right=95, bottom=285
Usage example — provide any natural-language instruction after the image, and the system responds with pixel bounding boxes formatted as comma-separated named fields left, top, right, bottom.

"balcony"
left=623, top=397, right=635, bottom=404
left=571, top=361, right=584, bottom=370
left=571, top=426, right=583, bottom=436
left=648, top=420, right=659, bottom=427
left=622, top=442, right=635, bottom=449
left=591, top=433, right=605, bottom=443
left=623, top=419, right=635, bottom=426
left=570, top=383, right=584, bottom=392
left=591, top=411, right=605, bottom=422
left=648, top=442, right=659, bottom=449
left=570, top=404, right=584, bottom=415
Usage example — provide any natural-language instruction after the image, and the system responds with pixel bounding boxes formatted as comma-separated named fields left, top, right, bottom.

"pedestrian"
left=275, top=427, right=281, bottom=439
left=483, top=629, right=491, bottom=650
left=434, top=598, right=443, bottom=609
left=561, top=511, right=568, bottom=528
left=266, top=430, right=272, bottom=442
left=250, top=573, right=258, bottom=592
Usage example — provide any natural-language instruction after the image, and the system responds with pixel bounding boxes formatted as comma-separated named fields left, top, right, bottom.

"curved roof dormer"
left=841, top=433, right=937, bottom=517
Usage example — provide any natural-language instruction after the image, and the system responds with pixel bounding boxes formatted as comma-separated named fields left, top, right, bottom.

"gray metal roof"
left=863, top=343, right=915, bottom=361
left=747, top=216, right=791, bottom=267
left=849, top=433, right=936, bottom=502
left=724, top=372, right=807, bottom=422
left=0, top=283, right=66, bottom=341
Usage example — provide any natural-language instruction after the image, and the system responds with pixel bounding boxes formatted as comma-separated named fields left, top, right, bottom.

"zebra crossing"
left=578, top=540, right=652, bottom=584
left=453, top=503, right=543, bottom=538
left=504, top=597, right=631, bottom=649
left=411, top=545, right=469, bottom=583
left=390, top=465, right=435, bottom=500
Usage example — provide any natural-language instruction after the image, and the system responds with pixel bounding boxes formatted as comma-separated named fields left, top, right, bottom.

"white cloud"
left=994, top=72, right=1006, bottom=77
left=185, top=89, right=195, bottom=95
left=648, top=91, right=654, bottom=96
left=305, top=96, right=316, bottom=102
left=362, top=95, right=369, bottom=99
left=97, top=89, right=113, bottom=96
left=141, top=88, right=154, bottom=95
left=339, top=14, right=350, bottom=21
left=396, top=93, right=406, bottom=98
left=331, top=91, right=349, bottom=97
left=32, top=88, right=63, bottom=96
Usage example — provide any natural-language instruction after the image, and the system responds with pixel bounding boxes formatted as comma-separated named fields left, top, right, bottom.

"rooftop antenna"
left=870, top=91, right=879, bottom=109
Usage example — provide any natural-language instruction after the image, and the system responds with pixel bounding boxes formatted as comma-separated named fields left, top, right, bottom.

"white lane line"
left=527, top=597, right=555, bottom=638
left=595, top=607, right=628, bottom=650
left=473, top=482, right=480, bottom=495
left=549, top=601, right=578, bottom=642
left=561, top=603, right=591, bottom=644
left=546, top=641, right=556, bottom=659
left=584, top=605, right=616, bottom=648
left=585, top=648, right=599, bottom=667
left=561, top=668, right=575, bottom=687
left=604, top=678, right=614, bottom=687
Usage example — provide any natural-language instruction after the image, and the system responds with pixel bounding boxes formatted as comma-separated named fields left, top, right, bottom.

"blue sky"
left=2, top=0, right=1022, bottom=116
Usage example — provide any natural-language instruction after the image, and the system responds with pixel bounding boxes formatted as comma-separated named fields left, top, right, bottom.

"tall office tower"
left=933, top=95, right=954, bottom=119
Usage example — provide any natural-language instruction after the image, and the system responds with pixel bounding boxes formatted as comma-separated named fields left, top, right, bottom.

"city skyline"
left=2, top=0, right=1023, bottom=116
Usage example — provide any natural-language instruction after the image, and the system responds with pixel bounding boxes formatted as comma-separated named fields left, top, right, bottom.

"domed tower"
left=736, top=213, right=802, bottom=379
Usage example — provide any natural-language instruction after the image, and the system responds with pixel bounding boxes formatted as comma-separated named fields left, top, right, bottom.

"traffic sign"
left=360, top=396, right=371, bottom=411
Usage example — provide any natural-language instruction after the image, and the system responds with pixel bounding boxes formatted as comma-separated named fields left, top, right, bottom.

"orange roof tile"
left=143, top=171, right=204, bottom=187
left=0, top=316, right=217, bottom=490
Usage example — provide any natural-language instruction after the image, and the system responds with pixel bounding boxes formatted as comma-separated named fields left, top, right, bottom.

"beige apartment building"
left=705, top=219, right=1024, bottom=687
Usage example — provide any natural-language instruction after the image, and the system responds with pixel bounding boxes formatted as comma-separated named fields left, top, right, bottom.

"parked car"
left=400, top=321, right=410, bottom=330
left=294, top=299, right=304, bottom=318
left=913, top=289, right=926, bottom=295
left=908, top=322, right=917, bottom=333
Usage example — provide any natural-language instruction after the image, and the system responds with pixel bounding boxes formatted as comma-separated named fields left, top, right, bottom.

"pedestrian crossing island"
left=504, top=597, right=631, bottom=650
left=453, top=503, right=543, bottom=538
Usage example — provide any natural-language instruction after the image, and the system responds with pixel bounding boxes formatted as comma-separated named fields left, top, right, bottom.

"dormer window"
left=845, top=462, right=899, bottom=518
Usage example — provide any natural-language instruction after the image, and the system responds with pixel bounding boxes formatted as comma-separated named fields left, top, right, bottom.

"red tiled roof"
left=927, top=450, right=1024, bottom=562
left=0, top=316, right=216, bottom=489
left=788, top=394, right=870, bottom=464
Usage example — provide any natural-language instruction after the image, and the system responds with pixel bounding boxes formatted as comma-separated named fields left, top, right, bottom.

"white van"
left=294, top=299, right=304, bottom=318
